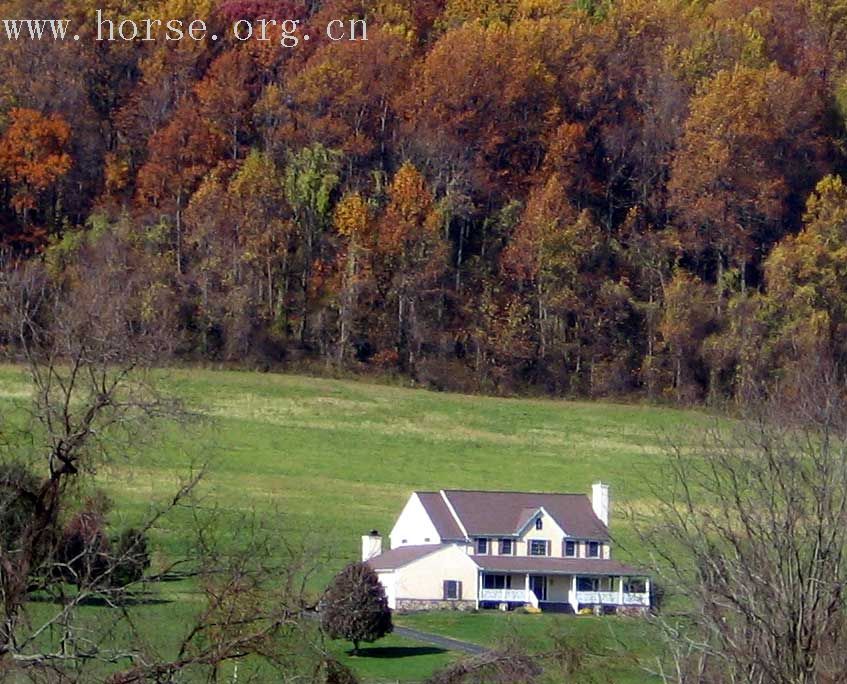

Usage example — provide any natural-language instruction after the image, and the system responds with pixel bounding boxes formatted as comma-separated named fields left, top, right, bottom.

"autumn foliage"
left=3, top=0, right=847, bottom=401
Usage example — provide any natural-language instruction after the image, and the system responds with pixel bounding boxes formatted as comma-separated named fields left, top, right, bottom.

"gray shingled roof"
left=416, top=492, right=465, bottom=539
left=367, top=544, right=446, bottom=571
left=369, top=546, right=643, bottom=577
left=474, top=555, right=644, bottom=576
left=439, top=490, right=609, bottom=540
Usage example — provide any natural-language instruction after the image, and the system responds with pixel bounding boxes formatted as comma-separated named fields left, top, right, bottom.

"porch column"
left=570, top=575, right=578, bottom=613
left=645, top=577, right=651, bottom=607
left=618, top=576, right=624, bottom=605
left=525, top=573, right=530, bottom=602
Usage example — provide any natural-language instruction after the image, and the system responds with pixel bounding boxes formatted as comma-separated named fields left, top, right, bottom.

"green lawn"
left=334, top=634, right=456, bottom=683
left=396, top=611, right=661, bottom=683
left=0, top=365, right=703, bottom=682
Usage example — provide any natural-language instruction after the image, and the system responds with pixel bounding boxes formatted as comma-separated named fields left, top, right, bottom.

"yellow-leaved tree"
left=765, top=174, right=847, bottom=358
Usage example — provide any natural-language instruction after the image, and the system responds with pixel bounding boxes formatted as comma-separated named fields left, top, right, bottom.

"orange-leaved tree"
left=0, top=108, right=72, bottom=233
left=136, top=103, right=227, bottom=275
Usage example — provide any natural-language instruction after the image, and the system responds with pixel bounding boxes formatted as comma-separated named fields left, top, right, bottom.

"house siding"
left=371, top=487, right=648, bottom=614
left=517, top=510, right=566, bottom=557
left=576, top=540, right=611, bottom=560
left=382, top=545, right=479, bottom=609
left=389, top=493, right=442, bottom=549
left=379, top=572, right=397, bottom=608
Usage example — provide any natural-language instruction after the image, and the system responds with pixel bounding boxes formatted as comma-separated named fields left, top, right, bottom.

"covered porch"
left=572, top=575, right=651, bottom=611
left=477, top=572, right=650, bottom=613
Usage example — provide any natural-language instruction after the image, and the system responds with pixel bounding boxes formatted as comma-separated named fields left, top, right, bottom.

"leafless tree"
left=426, top=648, right=543, bottom=684
left=0, top=248, right=351, bottom=682
left=102, top=517, right=338, bottom=684
left=636, top=359, right=847, bottom=684
left=0, top=248, right=186, bottom=658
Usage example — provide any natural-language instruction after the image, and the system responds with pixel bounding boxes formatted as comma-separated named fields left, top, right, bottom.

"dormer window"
left=476, top=538, right=488, bottom=555
left=535, top=517, right=543, bottom=530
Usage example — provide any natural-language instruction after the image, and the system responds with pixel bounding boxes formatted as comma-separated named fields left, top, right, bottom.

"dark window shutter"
left=443, top=580, right=449, bottom=599
left=562, top=539, right=566, bottom=557
left=457, top=581, right=463, bottom=600
left=546, top=540, right=551, bottom=556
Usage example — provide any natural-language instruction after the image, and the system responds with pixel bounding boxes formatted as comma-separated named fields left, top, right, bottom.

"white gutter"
left=440, top=490, right=470, bottom=540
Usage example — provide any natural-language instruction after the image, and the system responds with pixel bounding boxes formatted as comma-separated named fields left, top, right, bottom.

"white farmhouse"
left=363, top=484, right=650, bottom=613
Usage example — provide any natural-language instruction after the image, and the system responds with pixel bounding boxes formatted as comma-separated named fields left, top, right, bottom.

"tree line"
left=3, top=0, right=847, bottom=402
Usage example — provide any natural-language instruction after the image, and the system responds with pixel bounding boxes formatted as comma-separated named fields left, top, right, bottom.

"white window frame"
left=529, top=539, right=549, bottom=557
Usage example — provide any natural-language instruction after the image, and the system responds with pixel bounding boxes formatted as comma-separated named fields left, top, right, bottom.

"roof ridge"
left=439, top=490, right=469, bottom=539
left=442, top=489, right=587, bottom=496
left=382, top=543, right=448, bottom=550
left=436, top=490, right=609, bottom=540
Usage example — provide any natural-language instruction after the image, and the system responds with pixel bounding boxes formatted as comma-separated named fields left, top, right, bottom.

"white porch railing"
left=576, top=591, right=650, bottom=606
left=479, top=588, right=529, bottom=602
left=623, top=593, right=650, bottom=606
left=479, top=588, right=538, bottom=608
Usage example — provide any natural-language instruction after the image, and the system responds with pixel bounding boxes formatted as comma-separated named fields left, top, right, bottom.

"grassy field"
left=0, top=365, right=704, bottom=682
left=396, top=612, right=662, bottom=683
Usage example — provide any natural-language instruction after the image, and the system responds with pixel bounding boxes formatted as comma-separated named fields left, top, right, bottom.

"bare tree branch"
left=634, top=357, right=847, bottom=684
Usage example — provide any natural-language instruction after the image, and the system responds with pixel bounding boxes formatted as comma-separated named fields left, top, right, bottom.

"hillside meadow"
left=0, top=365, right=706, bottom=681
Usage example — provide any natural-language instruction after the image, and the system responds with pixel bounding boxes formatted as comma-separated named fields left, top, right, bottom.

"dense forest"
left=2, top=0, right=847, bottom=402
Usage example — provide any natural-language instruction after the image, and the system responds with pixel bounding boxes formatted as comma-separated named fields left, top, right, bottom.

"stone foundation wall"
left=396, top=598, right=476, bottom=612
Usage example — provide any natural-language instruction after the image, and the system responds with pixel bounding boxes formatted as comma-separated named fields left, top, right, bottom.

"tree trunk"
left=338, top=247, right=357, bottom=366
left=675, top=355, right=682, bottom=403
left=299, top=227, right=314, bottom=346
left=175, top=190, right=184, bottom=276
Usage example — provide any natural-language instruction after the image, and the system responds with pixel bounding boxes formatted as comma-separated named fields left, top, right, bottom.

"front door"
left=529, top=575, right=547, bottom=602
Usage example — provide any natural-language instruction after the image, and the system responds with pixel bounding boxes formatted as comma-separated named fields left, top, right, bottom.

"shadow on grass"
left=155, top=572, right=194, bottom=583
left=77, top=594, right=174, bottom=607
left=28, top=593, right=174, bottom=608
left=351, top=646, right=447, bottom=659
